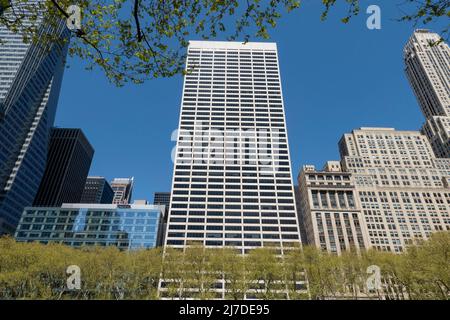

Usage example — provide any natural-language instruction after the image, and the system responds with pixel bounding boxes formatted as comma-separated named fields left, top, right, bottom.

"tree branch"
left=49, top=0, right=69, bottom=18
left=133, top=0, right=143, bottom=42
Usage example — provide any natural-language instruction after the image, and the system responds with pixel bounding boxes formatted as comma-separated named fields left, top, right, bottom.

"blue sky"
left=54, top=0, right=447, bottom=201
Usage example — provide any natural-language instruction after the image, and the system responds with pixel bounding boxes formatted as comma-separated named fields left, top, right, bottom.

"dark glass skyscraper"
left=81, top=176, right=114, bottom=204
left=153, top=192, right=171, bottom=207
left=153, top=192, right=171, bottom=231
left=33, top=128, right=94, bottom=207
left=0, top=3, right=69, bottom=234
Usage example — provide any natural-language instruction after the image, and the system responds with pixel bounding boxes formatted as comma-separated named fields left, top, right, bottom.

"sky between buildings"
left=54, top=0, right=449, bottom=201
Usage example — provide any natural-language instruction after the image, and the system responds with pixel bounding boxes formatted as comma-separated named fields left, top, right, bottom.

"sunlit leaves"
left=321, top=0, right=448, bottom=41
left=0, top=232, right=449, bottom=299
left=1, top=0, right=301, bottom=85
left=1, top=0, right=448, bottom=86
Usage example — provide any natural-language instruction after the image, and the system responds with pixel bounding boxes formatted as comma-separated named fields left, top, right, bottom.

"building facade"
left=300, top=128, right=450, bottom=254
left=0, top=3, right=69, bottom=234
left=15, top=202, right=166, bottom=249
left=153, top=192, right=170, bottom=246
left=153, top=192, right=171, bottom=207
left=293, top=185, right=308, bottom=245
left=165, top=41, right=301, bottom=254
left=338, top=128, right=449, bottom=252
left=33, top=128, right=94, bottom=206
left=298, top=162, right=369, bottom=254
left=404, top=30, right=450, bottom=158
left=111, top=177, right=134, bottom=204
left=81, top=176, right=114, bottom=204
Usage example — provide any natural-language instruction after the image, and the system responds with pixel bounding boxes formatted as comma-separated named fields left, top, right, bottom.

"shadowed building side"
left=33, top=128, right=94, bottom=207
left=80, top=176, right=114, bottom=204
left=0, top=2, right=69, bottom=234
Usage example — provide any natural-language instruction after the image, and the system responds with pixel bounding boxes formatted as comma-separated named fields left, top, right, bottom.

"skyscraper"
left=153, top=192, right=171, bottom=207
left=404, top=30, right=450, bottom=158
left=111, top=177, right=134, bottom=204
left=81, top=176, right=114, bottom=204
left=33, top=128, right=94, bottom=206
left=0, top=2, right=68, bottom=234
left=165, top=41, right=301, bottom=253
left=153, top=192, right=170, bottom=245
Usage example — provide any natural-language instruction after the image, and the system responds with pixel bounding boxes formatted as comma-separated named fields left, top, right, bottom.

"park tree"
left=0, top=233, right=449, bottom=300
left=67, top=246, right=124, bottom=299
left=0, top=0, right=448, bottom=86
left=419, top=232, right=450, bottom=299
left=282, top=247, right=309, bottom=300
left=301, top=246, right=344, bottom=299
left=246, top=247, right=285, bottom=299
left=0, top=238, right=43, bottom=299
left=214, top=248, right=249, bottom=300
left=339, top=248, right=366, bottom=299
left=397, top=233, right=450, bottom=300
left=160, top=247, right=185, bottom=299
left=182, top=245, right=219, bottom=299
left=127, top=248, right=163, bottom=299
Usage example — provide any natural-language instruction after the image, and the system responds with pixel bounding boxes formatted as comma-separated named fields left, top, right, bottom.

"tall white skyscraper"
left=404, top=30, right=450, bottom=158
left=165, top=41, right=302, bottom=254
left=0, top=2, right=68, bottom=234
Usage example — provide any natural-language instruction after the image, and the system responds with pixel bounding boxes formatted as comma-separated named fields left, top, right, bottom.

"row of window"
left=311, top=190, right=356, bottom=209
left=173, top=190, right=293, bottom=196
left=168, top=232, right=297, bottom=239
left=18, top=238, right=156, bottom=249
left=21, top=216, right=158, bottom=224
left=172, top=197, right=293, bottom=203
left=18, top=223, right=158, bottom=232
left=172, top=203, right=296, bottom=210
left=169, top=211, right=295, bottom=217
left=22, top=210, right=160, bottom=218
left=166, top=239, right=298, bottom=248
left=184, top=85, right=281, bottom=90
left=172, top=184, right=293, bottom=191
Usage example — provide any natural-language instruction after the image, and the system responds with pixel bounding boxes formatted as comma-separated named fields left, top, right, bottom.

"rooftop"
left=188, top=40, right=277, bottom=50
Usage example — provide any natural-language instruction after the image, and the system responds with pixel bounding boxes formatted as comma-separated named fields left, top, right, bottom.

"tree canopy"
left=0, top=0, right=448, bottom=86
left=0, top=232, right=449, bottom=299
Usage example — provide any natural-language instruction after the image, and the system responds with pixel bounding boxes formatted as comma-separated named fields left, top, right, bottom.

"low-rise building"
left=14, top=201, right=166, bottom=250
left=298, top=162, right=369, bottom=254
